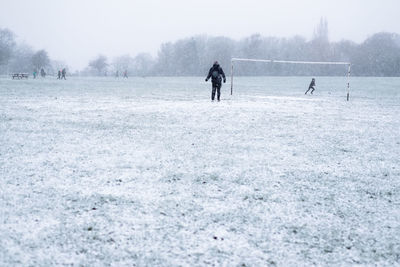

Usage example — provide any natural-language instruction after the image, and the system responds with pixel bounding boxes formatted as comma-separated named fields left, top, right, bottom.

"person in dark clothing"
left=61, top=68, right=66, bottom=80
left=40, top=68, right=46, bottom=78
left=205, top=61, right=226, bottom=101
left=305, top=78, right=316, bottom=95
left=57, top=70, right=61, bottom=79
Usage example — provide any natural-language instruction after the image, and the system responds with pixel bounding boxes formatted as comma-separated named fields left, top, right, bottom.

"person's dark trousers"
left=211, top=82, right=221, bottom=101
left=305, top=86, right=314, bottom=94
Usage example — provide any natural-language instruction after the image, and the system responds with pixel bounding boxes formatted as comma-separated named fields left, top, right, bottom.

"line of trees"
left=147, top=18, right=400, bottom=76
left=81, top=53, right=155, bottom=77
left=84, top=19, right=400, bottom=77
left=0, top=28, right=67, bottom=76
left=2, top=18, right=400, bottom=77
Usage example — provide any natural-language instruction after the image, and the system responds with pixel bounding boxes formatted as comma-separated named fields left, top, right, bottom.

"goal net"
left=230, top=58, right=352, bottom=100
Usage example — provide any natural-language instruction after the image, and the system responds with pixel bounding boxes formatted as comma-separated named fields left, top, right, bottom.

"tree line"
left=1, top=19, right=400, bottom=77
left=0, top=28, right=66, bottom=76
left=149, top=19, right=400, bottom=77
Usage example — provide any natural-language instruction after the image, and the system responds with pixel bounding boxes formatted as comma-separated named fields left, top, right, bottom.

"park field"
left=1, top=76, right=399, bottom=265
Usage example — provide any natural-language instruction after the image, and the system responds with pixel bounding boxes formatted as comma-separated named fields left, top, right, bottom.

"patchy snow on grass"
left=1, top=76, right=399, bottom=266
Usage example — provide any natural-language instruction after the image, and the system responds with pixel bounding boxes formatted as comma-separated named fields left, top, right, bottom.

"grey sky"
left=1, top=0, right=399, bottom=70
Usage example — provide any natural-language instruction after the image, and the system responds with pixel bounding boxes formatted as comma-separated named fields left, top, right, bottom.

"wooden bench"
left=11, top=73, right=29, bottom=79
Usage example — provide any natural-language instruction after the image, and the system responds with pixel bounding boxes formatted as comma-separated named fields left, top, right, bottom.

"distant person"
left=33, top=70, right=37, bottom=79
left=115, top=70, right=119, bottom=78
left=61, top=68, right=66, bottom=80
left=123, top=70, right=128, bottom=78
left=305, top=78, right=316, bottom=95
left=40, top=68, right=46, bottom=78
left=57, top=70, right=61, bottom=79
left=205, top=61, right=226, bottom=102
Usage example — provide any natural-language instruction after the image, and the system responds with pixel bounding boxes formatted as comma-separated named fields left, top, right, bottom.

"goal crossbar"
left=230, top=58, right=352, bottom=100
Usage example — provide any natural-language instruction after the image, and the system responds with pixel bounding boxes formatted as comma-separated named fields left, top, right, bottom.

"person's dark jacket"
left=309, top=79, right=315, bottom=88
left=206, top=63, right=226, bottom=84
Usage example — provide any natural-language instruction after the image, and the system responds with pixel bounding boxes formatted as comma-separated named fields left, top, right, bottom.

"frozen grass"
left=0, top=77, right=399, bottom=266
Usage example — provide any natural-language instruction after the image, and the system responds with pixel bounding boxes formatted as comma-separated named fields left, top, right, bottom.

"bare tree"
left=89, top=55, right=108, bottom=76
left=32, top=49, right=50, bottom=71
left=8, top=43, right=35, bottom=73
left=0, top=28, right=16, bottom=70
left=112, top=54, right=133, bottom=73
left=313, top=17, right=329, bottom=44
left=308, top=17, right=332, bottom=75
left=131, top=53, right=155, bottom=76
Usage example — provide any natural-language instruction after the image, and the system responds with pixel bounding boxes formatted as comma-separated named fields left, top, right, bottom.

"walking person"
left=57, top=70, right=61, bottom=80
left=61, top=68, right=66, bottom=80
left=305, top=78, right=316, bottom=95
left=40, top=68, right=46, bottom=78
left=205, top=61, right=226, bottom=101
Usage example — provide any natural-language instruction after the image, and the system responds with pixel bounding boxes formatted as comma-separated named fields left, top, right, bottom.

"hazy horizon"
left=1, top=0, right=400, bottom=71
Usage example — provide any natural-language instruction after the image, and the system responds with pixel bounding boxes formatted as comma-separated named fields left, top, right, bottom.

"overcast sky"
left=1, top=0, right=399, bottom=70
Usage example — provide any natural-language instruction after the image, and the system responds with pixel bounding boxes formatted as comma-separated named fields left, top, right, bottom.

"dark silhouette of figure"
left=40, top=68, right=46, bottom=78
left=123, top=70, right=128, bottom=78
left=305, top=78, right=316, bottom=95
left=205, top=61, right=226, bottom=101
left=57, top=70, right=61, bottom=79
left=61, top=68, right=66, bottom=80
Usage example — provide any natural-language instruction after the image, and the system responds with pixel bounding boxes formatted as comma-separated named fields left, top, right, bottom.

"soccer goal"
left=230, top=58, right=352, bottom=100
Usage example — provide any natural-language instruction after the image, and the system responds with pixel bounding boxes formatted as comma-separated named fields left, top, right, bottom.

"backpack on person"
left=212, top=70, right=219, bottom=79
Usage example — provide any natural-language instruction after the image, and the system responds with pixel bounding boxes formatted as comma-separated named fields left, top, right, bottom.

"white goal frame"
left=230, top=58, right=352, bottom=101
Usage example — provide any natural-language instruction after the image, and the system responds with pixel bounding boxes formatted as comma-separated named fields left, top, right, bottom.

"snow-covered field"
left=1, top=76, right=399, bottom=266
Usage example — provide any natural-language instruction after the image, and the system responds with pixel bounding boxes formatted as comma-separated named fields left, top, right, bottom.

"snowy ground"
left=1, top=76, right=399, bottom=266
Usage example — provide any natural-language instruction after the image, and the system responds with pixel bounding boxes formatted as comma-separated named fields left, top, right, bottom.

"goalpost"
left=230, top=58, right=352, bottom=101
